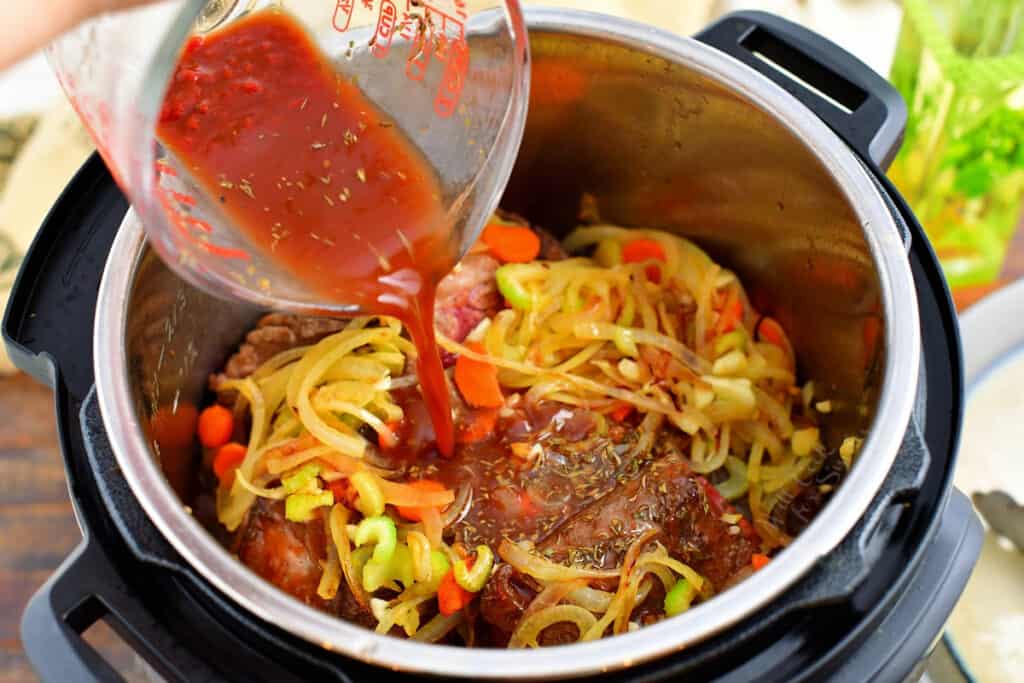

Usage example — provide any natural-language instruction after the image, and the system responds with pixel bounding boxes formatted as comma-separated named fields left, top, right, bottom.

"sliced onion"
left=265, top=443, right=332, bottom=475
left=420, top=507, right=444, bottom=548
left=580, top=528, right=660, bottom=641
left=439, top=484, right=472, bottom=528
left=634, top=546, right=707, bottom=598
left=233, top=469, right=287, bottom=500
left=520, top=580, right=587, bottom=623
left=509, top=605, right=598, bottom=648
left=406, top=531, right=433, bottom=584
left=716, top=456, right=749, bottom=501
left=329, top=504, right=369, bottom=609
left=565, top=586, right=614, bottom=613
left=412, top=612, right=463, bottom=643
left=317, top=508, right=342, bottom=600
left=499, top=540, right=621, bottom=583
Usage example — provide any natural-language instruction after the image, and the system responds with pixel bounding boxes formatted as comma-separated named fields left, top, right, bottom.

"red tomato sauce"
left=158, top=9, right=456, bottom=454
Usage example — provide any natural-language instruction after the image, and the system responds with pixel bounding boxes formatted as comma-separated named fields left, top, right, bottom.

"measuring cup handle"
left=696, top=10, right=908, bottom=170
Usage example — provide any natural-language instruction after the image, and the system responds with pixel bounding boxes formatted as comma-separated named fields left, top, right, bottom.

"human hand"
left=1, top=0, right=156, bottom=70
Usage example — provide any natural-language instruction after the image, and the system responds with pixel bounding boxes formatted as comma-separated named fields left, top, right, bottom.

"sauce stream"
left=158, top=10, right=456, bottom=454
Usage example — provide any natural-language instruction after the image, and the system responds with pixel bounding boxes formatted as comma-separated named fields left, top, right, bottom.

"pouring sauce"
left=157, top=10, right=456, bottom=455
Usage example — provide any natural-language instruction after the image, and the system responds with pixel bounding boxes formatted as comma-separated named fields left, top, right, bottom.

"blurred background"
left=0, top=1, right=1020, bottom=681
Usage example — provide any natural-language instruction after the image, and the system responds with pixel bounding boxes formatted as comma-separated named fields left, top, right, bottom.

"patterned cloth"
left=0, top=99, right=94, bottom=373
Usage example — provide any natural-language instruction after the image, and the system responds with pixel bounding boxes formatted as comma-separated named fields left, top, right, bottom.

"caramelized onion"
left=520, top=580, right=587, bottom=623
left=498, top=540, right=621, bottom=583
left=509, top=605, right=598, bottom=648
left=439, top=484, right=473, bottom=528
left=412, top=612, right=463, bottom=643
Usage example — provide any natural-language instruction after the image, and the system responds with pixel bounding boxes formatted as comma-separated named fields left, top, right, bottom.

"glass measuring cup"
left=48, top=0, right=529, bottom=314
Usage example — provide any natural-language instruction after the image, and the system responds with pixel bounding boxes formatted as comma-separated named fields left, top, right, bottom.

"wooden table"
left=1, top=218, right=1021, bottom=681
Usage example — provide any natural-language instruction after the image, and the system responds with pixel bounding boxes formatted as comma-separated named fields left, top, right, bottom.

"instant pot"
left=5, top=10, right=982, bottom=682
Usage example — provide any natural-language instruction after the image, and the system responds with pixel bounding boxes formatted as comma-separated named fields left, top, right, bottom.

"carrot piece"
left=608, top=401, right=634, bottom=422
left=715, top=292, right=743, bottom=335
left=457, top=408, right=499, bottom=444
left=197, top=404, right=235, bottom=449
left=621, top=238, right=667, bottom=283
left=395, top=480, right=448, bottom=522
left=438, top=568, right=474, bottom=615
left=150, top=402, right=198, bottom=450
left=751, top=553, right=771, bottom=571
left=213, top=442, right=247, bottom=485
left=454, top=342, right=504, bottom=408
left=757, top=316, right=786, bottom=347
left=377, top=420, right=402, bottom=450
left=622, top=238, right=666, bottom=264
left=482, top=223, right=541, bottom=263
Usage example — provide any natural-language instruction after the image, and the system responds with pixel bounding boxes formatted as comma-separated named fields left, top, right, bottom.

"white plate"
left=946, top=279, right=1024, bottom=683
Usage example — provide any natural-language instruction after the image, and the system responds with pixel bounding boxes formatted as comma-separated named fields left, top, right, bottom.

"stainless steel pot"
left=91, top=9, right=920, bottom=679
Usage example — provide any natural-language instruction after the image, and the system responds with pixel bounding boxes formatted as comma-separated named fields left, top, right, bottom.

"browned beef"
left=234, top=499, right=329, bottom=606
left=544, top=455, right=756, bottom=587
left=210, top=313, right=348, bottom=398
left=233, top=499, right=374, bottom=626
left=433, top=252, right=503, bottom=360
left=478, top=454, right=757, bottom=644
left=478, top=564, right=538, bottom=637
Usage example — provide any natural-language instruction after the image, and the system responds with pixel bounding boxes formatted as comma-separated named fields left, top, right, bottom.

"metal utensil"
left=973, top=491, right=1024, bottom=551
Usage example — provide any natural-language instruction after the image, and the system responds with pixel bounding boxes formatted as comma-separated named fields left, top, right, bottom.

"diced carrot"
left=751, top=553, right=771, bottom=571
left=150, top=402, right=198, bottom=450
left=197, top=404, right=234, bottom=449
left=457, top=408, right=499, bottom=444
left=438, top=568, right=475, bottom=615
left=757, top=316, right=786, bottom=347
left=715, top=292, right=743, bottom=335
left=608, top=401, right=634, bottom=422
left=454, top=342, right=504, bottom=408
left=213, top=442, right=247, bottom=485
left=377, top=420, right=402, bottom=450
left=622, top=238, right=667, bottom=283
left=395, top=480, right=447, bottom=522
left=622, top=238, right=666, bottom=264
left=482, top=223, right=541, bottom=263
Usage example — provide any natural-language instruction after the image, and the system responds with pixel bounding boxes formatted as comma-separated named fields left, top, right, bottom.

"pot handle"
left=695, top=10, right=907, bottom=170
left=1, top=153, right=127, bottom=400
left=20, top=533, right=215, bottom=683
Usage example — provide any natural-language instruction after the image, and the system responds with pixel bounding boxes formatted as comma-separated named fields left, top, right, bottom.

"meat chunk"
left=542, top=455, right=757, bottom=588
left=433, top=221, right=566, bottom=366
left=478, top=454, right=757, bottom=643
left=536, top=225, right=569, bottom=261
left=210, top=313, right=347, bottom=397
left=433, top=252, right=503, bottom=357
left=233, top=499, right=373, bottom=626
left=233, top=499, right=329, bottom=607
left=478, top=564, right=538, bottom=637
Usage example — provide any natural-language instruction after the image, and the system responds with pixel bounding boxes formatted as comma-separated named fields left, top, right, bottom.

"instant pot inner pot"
left=123, top=19, right=883, bottom=616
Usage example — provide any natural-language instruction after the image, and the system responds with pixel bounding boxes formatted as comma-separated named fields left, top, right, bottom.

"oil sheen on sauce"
left=158, top=9, right=456, bottom=455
